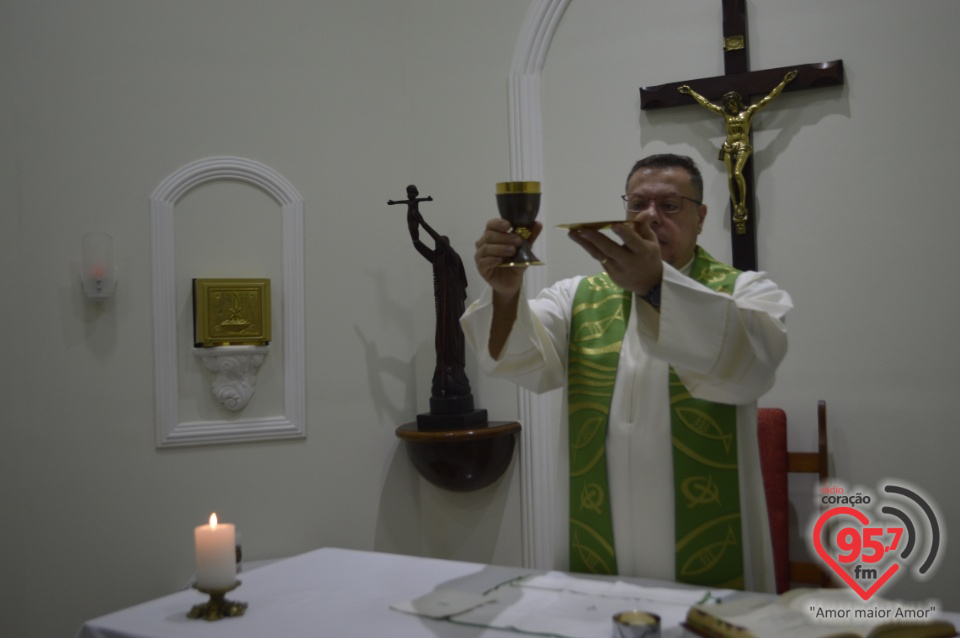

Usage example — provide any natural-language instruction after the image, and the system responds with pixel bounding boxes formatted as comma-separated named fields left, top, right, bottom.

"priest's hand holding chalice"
left=474, top=182, right=542, bottom=321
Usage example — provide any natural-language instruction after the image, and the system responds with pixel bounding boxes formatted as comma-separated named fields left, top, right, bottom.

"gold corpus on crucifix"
left=639, top=0, right=844, bottom=271
left=679, top=69, right=797, bottom=235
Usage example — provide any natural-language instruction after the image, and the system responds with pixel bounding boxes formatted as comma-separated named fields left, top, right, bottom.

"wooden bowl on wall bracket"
left=394, top=421, right=521, bottom=492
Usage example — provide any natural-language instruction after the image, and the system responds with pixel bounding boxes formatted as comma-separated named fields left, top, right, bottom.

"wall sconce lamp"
left=81, top=231, right=117, bottom=300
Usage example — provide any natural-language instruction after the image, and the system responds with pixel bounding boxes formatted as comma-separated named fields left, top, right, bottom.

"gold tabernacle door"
left=193, top=278, right=272, bottom=347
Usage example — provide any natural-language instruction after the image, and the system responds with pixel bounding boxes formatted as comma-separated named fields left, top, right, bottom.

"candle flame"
left=209, top=513, right=218, bottom=529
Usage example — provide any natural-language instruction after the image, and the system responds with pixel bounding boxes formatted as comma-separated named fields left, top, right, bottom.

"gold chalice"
left=496, top=181, right=542, bottom=267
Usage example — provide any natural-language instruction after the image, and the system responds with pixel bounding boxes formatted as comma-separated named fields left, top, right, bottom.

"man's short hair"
left=626, top=154, right=704, bottom=201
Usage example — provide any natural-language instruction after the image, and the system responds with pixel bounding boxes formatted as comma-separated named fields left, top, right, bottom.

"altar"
left=75, top=547, right=960, bottom=638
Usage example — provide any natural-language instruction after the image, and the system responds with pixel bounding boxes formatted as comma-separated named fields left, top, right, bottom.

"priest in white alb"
left=461, top=154, right=792, bottom=593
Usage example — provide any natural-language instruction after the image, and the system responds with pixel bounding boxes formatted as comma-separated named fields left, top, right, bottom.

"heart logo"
left=813, top=506, right=899, bottom=601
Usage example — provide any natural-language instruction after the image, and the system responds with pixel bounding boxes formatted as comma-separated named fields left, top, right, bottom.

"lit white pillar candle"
left=194, top=513, right=236, bottom=590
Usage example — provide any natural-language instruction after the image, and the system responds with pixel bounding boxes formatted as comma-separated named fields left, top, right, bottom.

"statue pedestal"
left=395, top=421, right=520, bottom=492
left=415, top=409, right=487, bottom=432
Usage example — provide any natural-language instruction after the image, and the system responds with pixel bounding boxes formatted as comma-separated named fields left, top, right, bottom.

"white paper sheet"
left=393, top=571, right=731, bottom=638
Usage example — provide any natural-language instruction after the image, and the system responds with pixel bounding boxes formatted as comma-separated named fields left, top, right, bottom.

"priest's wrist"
left=638, top=282, right=661, bottom=309
left=489, top=289, right=520, bottom=360
left=492, top=286, right=521, bottom=311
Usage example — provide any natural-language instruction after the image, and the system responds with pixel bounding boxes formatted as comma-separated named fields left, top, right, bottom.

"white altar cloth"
left=75, top=547, right=960, bottom=638
left=74, top=548, right=563, bottom=638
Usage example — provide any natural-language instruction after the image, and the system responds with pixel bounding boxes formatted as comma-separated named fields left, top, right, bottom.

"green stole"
left=567, top=246, right=745, bottom=589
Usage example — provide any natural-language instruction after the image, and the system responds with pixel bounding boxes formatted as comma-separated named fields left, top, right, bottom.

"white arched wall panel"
left=150, top=156, right=306, bottom=447
left=510, top=0, right=571, bottom=571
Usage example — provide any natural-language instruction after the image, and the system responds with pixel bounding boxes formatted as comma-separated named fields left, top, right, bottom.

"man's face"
left=624, top=166, right=706, bottom=269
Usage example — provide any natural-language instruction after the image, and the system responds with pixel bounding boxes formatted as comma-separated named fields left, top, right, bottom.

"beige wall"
left=2, top=2, right=959, bottom=637
left=0, top=2, right=527, bottom=636
left=0, top=0, right=27, bottom=625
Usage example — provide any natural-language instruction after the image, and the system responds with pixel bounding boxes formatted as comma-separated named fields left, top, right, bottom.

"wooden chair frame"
left=758, top=400, right=831, bottom=593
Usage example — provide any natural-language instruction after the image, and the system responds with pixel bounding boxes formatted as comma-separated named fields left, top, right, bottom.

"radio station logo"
left=808, top=479, right=945, bottom=601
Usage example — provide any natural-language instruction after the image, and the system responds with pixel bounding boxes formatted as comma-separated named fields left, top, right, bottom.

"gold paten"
left=723, top=35, right=745, bottom=51
left=193, top=278, right=271, bottom=347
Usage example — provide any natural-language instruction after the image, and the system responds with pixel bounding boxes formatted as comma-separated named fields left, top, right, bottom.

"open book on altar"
left=683, top=588, right=956, bottom=638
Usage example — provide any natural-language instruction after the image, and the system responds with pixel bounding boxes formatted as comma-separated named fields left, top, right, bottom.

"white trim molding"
left=150, top=156, right=306, bottom=447
left=510, top=0, right=571, bottom=571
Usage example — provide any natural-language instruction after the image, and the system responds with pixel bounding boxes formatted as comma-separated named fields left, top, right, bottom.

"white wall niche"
left=150, top=156, right=306, bottom=447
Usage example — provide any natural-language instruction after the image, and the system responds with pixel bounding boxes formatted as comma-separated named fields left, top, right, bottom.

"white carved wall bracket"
left=194, top=346, right=269, bottom=411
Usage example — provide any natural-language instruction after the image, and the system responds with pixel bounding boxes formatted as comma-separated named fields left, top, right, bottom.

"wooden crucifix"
left=640, top=0, right=844, bottom=271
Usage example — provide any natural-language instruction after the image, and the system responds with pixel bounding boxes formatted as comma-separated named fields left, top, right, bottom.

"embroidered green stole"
left=568, top=246, right=745, bottom=589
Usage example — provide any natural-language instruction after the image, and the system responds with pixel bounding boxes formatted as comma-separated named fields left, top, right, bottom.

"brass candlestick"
left=187, top=580, right=248, bottom=621
left=496, top=181, right=542, bottom=267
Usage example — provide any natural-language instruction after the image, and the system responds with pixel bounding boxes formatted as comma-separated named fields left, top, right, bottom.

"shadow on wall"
left=354, top=323, right=420, bottom=426
left=373, top=441, right=518, bottom=565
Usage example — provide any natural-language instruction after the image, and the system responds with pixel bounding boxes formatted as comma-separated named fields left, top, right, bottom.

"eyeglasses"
left=621, top=194, right=702, bottom=215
